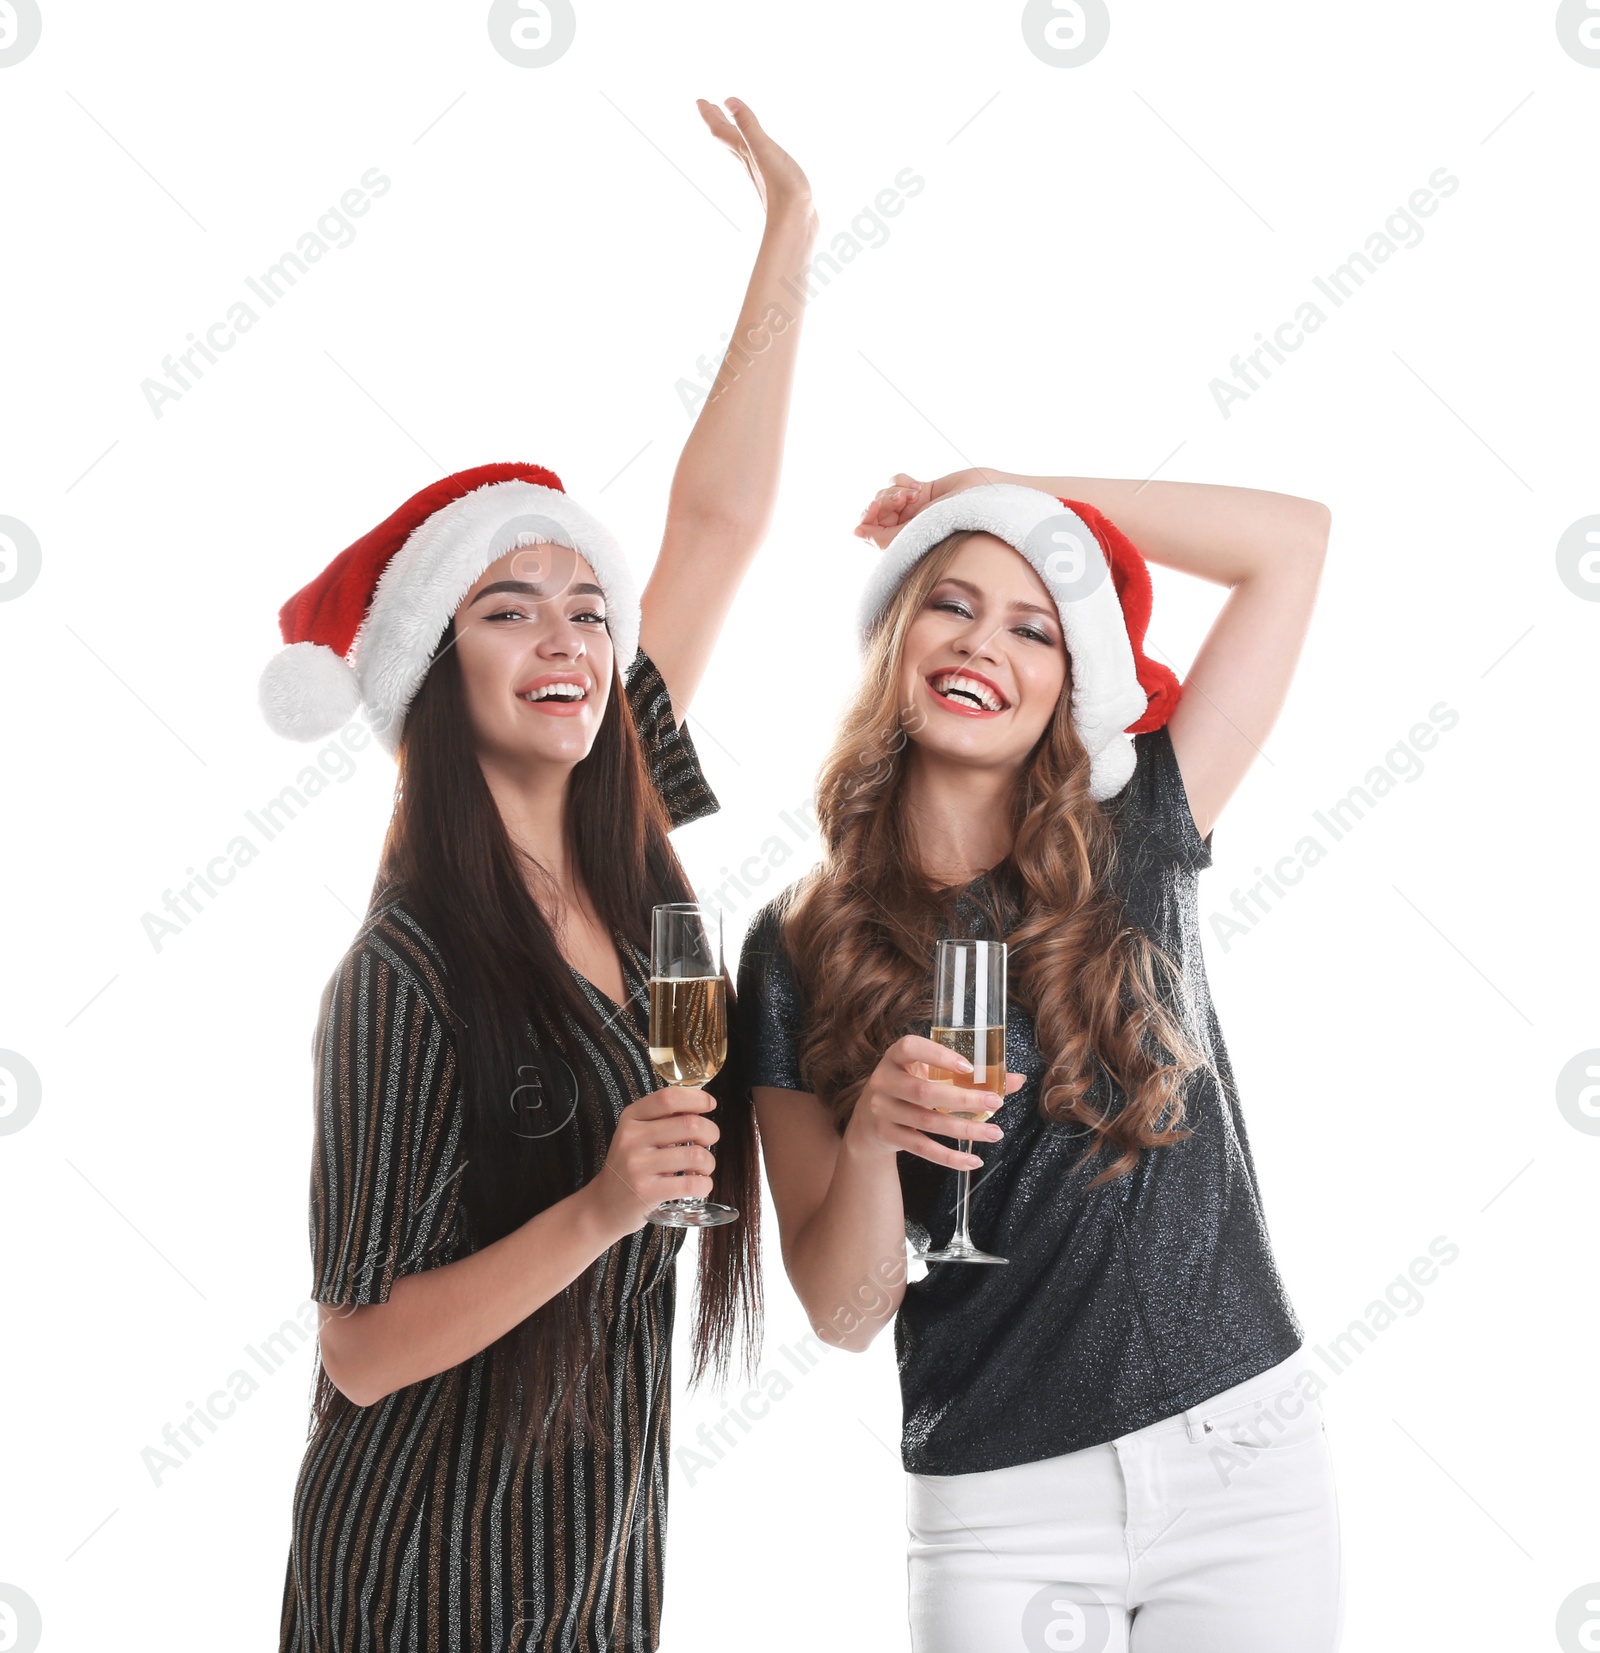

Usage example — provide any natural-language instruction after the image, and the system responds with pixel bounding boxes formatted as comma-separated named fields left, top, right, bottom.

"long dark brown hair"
left=783, top=532, right=1214, bottom=1188
left=315, top=621, right=761, bottom=1461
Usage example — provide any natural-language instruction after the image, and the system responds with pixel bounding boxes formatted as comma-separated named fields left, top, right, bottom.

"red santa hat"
left=258, top=462, right=642, bottom=754
left=857, top=483, right=1181, bottom=802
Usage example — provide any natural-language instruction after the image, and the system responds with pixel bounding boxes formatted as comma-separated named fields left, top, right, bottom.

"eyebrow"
left=936, top=577, right=1057, bottom=621
left=470, top=579, right=607, bottom=605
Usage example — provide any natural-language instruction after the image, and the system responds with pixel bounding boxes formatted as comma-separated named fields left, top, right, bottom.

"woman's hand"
left=696, top=97, right=816, bottom=232
left=842, top=1035, right=1023, bottom=1169
left=853, top=470, right=993, bottom=548
left=584, top=1085, right=720, bottom=1240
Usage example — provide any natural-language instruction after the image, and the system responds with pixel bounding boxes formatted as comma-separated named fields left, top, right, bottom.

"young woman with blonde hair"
left=737, top=466, right=1342, bottom=1651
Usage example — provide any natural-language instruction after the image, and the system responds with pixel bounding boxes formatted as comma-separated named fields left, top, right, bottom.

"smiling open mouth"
left=927, top=670, right=1009, bottom=712
left=518, top=682, right=587, bottom=703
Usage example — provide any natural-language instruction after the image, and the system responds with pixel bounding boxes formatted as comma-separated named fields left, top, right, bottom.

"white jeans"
left=905, top=1350, right=1343, bottom=1652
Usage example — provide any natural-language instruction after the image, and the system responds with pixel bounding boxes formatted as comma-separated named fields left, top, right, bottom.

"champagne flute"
left=646, top=903, right=740, bottom=1229
left=913, top=938, right=1009, bottom=1265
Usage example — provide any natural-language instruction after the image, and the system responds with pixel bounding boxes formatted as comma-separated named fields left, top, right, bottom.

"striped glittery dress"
left=279, top=650, right=717, bottom=1653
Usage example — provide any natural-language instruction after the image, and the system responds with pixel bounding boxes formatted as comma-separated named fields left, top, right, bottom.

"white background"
left=1, top=2, right=1596, bottom=1649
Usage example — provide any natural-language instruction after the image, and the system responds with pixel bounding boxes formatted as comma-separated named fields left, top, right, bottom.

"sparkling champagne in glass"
left=646, top=903, right=739, bottom=1229
left=913, top=938, right=1009, bottom=1265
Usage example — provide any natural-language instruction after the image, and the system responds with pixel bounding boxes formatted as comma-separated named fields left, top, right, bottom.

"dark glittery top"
left=734, top=723, right=1305, bottom=1476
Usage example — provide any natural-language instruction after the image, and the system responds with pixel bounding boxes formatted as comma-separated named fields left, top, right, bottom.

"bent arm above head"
left=930, top=468, right=1331, bottom=588
left=638, top=99, right=818, bottom=720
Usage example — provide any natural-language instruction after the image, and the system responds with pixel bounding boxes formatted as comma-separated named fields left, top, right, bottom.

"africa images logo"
left=487, top=0, right=577, bottom=67
left=1020, top=0, right=1111, bottom=68
left=0, top=517, right=42, bottom=602
left=0, top=0, right=42, bottom=68
left=0, top=1584, right=43, bottom=1653
left=0, top=1051, right=42, bottom=1137
left=1555, top=0, right=1600, bottom=66
left=1021, top=1581, right=1112, bottom=1652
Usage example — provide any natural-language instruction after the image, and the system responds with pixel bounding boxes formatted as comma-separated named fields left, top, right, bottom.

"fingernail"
left=956, top=1057, right=974, bottom=1072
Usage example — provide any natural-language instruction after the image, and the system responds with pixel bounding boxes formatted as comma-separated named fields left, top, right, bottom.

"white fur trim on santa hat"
left=352, top=479, right=641, bottom=754
left=858, top=484, right=1147, bottom=803
left=258, top=640, right=363, bottom=742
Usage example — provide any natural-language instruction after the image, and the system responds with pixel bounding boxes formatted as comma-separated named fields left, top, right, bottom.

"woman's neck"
left=901, top=749, right=1020, bottom=889
left=478, top=755, right=581, bottom=915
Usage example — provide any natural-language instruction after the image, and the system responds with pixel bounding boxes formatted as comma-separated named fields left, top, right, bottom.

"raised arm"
left=637, top=98, right=818, bottom=718
left=857, top=469, right=1332, bottom=841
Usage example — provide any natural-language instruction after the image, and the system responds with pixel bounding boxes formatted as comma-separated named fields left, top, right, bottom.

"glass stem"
left=951, top=1131, right=974, bottom=1249
left=667, top=1081, right=706, bottom=1208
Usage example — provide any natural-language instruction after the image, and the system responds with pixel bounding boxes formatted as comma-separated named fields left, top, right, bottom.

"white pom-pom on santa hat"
left=258, top=641, right=363, bottom=742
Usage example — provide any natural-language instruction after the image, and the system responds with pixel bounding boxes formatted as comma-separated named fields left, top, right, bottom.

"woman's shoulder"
left=323, top=888, right=457, bottom=1029
left=741, top=878, right=807, bottom=962
left=622, top=645, right=719, bottom=831
left=733, top=882, right=812, bottom=1090
left=735, top=882, right=811, bottom=1005
left=1105, top=723, right=1213, bottom=873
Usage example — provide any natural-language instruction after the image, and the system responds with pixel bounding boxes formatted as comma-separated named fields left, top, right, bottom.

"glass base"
left=913, top=1239, right=1009, bottom=1265
left=648, top=1197, right=740, bottom=1229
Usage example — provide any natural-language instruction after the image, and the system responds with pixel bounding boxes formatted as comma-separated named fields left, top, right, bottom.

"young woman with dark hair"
left=263, top=99, right=815, bottom=1653
left=736, top=467, right=1342, bottom=1651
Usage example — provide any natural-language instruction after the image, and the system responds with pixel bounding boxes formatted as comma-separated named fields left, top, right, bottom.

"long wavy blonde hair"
left=782, top=531, right=1213, bottom=1187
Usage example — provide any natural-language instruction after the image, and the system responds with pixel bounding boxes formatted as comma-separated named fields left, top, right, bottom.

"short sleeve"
left=624, top=647, right=719, bottom=830
left=1108, top=725, right=1214, bottom=874
left=732, top=898, right=808, bottom=1094
left=308, top=930, right=465, bottom=1306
